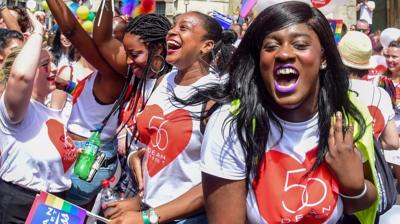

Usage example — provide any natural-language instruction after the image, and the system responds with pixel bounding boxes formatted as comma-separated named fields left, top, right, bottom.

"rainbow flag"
left=26, top=192, right=86, bottom=224
left=328, top=19, right=344, bottom=44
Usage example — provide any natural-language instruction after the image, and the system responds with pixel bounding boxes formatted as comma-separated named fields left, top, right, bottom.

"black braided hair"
left=126, top=14, right=171, bottom=43
left=124, top=13, right=172, bottom=82
left=107, top=14, right=172, bottom=147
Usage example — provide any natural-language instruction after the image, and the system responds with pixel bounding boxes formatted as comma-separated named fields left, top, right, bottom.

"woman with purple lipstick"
left=180, top=1, right=379, bottom=224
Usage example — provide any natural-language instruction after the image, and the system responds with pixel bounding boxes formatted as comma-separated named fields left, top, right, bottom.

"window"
left=155, top=1, right=166, bottom=15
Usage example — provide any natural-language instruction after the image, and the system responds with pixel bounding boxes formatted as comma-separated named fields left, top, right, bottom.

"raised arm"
left=4, top=13, right=43, bottom=122
left=366, top=1, right=375, bottom=11
left=46, top=0, right=117, bottom=77
left=93, top=0, right=127, bottom=75
left=0, top=8, right=22, bottom=33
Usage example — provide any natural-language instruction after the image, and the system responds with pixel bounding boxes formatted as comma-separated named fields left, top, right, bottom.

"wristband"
left=148, top=208, right=159, bottom=224
left=65, top=80, right=77, bottom=95
left=339, top=182, right=367, bottom=199
left=141, top=210, right=150, bottom=224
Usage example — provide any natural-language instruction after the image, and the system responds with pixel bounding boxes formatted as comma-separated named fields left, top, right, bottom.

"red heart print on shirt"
left=120, top=87, right=144, bottom=132
left=311, top=0, right=331, bottom=8
left=252, top=148, right=338, bottom=224
left=367, top=105, right=384, bottom=138
left=47, top=119, right=78, bottom=172
left=136, top=104, right=193, bottom=177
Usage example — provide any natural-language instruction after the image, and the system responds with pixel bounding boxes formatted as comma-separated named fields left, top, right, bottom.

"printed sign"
left=26, top=192, right=86, bottom=224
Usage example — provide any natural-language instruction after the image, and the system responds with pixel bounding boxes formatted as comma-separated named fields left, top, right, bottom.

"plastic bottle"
left=100, top=177, right=120, bottom=215
left=74, top=131, right=101, bottom=180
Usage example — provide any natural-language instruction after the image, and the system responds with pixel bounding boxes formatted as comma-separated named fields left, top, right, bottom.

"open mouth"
left=167, top=40, right=181, bottom=55
left=274, top=65, right=300, bottom=94
left=47, top=75, right=56, bottom=82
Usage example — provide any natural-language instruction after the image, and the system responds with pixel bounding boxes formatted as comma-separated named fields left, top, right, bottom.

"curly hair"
left=9, top=6, right=32, bottom=33
left=125, top=13, right=172, bottom=75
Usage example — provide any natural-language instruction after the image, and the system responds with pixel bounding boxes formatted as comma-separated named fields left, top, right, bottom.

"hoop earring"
left=150, top=55, right=166, bottom=74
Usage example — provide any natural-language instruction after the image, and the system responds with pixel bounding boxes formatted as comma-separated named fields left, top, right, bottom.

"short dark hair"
left=357, top=19, right=369, bottom=25
left=0, top=29, right=23, bottom=53
left=346, top=66, right=368, bottom=78
left=388, top=40, right=400, bottom=48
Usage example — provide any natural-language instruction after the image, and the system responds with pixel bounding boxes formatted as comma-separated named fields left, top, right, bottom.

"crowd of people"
left=0, top=1, right=400, bottom=224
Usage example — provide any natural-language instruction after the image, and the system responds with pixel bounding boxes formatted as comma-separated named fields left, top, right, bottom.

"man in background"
left=356, top=19, right=371, bottom=35
left=357, top=0, right=375, bottom=28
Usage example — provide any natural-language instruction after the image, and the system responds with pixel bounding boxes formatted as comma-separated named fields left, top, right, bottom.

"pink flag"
left=240, top=0, right=257, bottom=17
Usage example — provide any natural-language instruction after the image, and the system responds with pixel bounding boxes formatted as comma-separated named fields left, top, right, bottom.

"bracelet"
left=339, top=182, right=367, bottom=199
left=65, top=80, right=77, bottom=95
left=141, top=210, right=150, bottom=224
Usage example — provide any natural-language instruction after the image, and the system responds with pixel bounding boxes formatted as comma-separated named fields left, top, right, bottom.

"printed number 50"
left=281, top=168, right=327, bottom=214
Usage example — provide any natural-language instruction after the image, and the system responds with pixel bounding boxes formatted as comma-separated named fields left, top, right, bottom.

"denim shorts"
left=65, top=139, right=117, bottom=206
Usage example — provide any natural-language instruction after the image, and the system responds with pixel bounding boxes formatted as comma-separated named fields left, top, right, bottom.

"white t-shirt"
left=50, top=62, right=92, bottom=122
left=136, top=69, right=222, bottom=207
left=57, top=53, right=71, bottom=69
left=350, top=79, right=395, bottom=137
left=0, top=96, right=78, bottom=192
left=201, top=105, right=343, bottom=224
left=359, top=1, right=375, bottom=25
left=67, top=71, right=119, bottom=141
left=121, top=78, right=157, bottom=152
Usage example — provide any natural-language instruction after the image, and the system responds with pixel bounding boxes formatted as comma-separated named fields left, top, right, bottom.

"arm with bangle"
left=325, top=112, right=377, bottom=214
left=149, top=184, right=204, bottom=223
left=53, top=77, right=76, bottom=95
left=338, top=163, right=377, bottom=214
left=107, top=184, right=204, bottom=224
left=65, top=80, right=77, bottom=95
